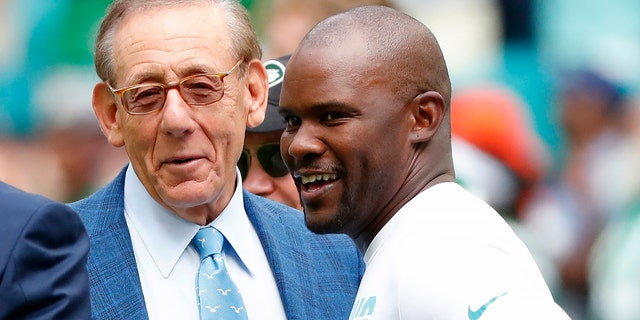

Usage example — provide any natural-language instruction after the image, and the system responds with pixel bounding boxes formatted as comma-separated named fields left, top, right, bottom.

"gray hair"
left=94, top=0, right=261, bottom=84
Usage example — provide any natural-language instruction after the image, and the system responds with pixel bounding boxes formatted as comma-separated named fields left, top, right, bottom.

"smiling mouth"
left=297, top=173, right=338, bottom=191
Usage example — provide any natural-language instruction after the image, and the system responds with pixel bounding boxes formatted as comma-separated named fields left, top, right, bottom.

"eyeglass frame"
left=238, top=142, right=290, bottom=181
left=106, top=59, right=244, bottom=115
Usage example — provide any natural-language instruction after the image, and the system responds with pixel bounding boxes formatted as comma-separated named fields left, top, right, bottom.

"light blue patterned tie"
left=192, top=227, right=248, bottom=320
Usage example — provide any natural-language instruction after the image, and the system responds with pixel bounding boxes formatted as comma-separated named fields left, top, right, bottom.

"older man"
left=71, top=1, right=363, bottom=319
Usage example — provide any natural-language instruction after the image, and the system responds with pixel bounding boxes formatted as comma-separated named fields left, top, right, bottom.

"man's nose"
left=159, top=88, right=197, bottom=136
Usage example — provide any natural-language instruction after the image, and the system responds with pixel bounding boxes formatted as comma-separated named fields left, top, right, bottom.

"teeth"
left=299, top=174, right=337, bottom=184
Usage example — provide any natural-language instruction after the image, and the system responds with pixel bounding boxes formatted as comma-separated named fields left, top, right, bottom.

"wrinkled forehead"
left=116, top=4, right=229, bottom=49
left=111, top=4, right=233, bottom=81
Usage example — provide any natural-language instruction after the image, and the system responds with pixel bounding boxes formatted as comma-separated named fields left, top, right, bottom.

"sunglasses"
left=238, top=143, right=289, bottom=181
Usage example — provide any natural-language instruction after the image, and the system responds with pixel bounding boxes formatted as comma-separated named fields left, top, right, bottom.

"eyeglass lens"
left=123, top=75, right=225, bottom=114
left=238, top=143, right=289, bottom=180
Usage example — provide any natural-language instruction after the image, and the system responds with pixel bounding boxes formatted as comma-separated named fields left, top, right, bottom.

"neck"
left=353, top=150, right=456, bottom=253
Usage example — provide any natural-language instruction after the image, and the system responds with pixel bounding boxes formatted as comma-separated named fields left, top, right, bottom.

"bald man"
left=279, top=5, right=570, bottom=319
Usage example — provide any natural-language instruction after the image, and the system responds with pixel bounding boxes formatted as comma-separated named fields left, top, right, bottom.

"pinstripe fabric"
left=70, top=167, right=148, bottom=320
left=71, top=165, right=365, bottom=320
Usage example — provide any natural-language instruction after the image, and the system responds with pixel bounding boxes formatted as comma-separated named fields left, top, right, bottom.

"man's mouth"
left=297, top=173, right=338, bottom=191
left=164, top=156, right=203, bottom=166
left=170, top=157, right=197, bottom=164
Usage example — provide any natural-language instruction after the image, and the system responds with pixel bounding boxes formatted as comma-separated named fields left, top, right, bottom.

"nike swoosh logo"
left=468, top=292, right=507, bottom=320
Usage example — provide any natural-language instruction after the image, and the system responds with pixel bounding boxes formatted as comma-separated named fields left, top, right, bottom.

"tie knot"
left=193, top=227, right=224, bottom=260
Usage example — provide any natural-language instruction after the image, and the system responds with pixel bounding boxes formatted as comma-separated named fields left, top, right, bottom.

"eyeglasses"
left=238, top=143, right=289, bottom=181
left=107, top=60, right=243, bottom=115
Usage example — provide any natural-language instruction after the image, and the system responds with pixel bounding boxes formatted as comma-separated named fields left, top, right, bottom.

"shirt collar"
left=123, top=164, right=257, bottom=278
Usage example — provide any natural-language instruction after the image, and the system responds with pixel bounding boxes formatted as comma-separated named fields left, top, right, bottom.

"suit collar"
left=123, top=165, right=198, bottom=278
left=123, top=165, right=259, bottom=278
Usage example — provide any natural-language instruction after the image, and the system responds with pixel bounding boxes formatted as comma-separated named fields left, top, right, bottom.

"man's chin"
left=304, top=213, right=346, bottom=235
left=158, top=185, right=213, bottom=209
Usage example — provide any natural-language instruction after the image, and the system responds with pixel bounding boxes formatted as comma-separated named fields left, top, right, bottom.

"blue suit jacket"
left=70, top=167, right=364, bottom=319
left=0, top=181, right=91, bottom=320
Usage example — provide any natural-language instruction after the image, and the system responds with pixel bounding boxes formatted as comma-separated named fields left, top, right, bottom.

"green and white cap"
left=249, top=54, right=290, bottom=133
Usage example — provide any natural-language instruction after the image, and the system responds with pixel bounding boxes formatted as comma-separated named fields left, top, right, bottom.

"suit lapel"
left=243, top=191, right=317, bottom=319
left=74, top=167, right=149, bottom=319
left=88, top=220, right=148, bottom=319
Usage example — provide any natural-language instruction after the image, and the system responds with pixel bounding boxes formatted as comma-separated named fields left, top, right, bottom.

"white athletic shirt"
left=349, top=182, right=570, bottom=320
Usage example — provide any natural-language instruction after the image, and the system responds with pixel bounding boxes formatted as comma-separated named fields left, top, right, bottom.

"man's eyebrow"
left=279, top=101, right=355, bottom=114
left=278, top=105, right=295, bottom=120
left=125, top=62, right=224, bottom=85
left=179, top=62, right=221, bottom=74
left=124, top=68, right=168, bottom=86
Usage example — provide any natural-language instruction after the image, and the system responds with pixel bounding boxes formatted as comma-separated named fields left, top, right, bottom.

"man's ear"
left=244, top=59, right=268, bottom=128
left=409, top=91, right=446, bottom=143
left=93, top=82, right=125, bottom=147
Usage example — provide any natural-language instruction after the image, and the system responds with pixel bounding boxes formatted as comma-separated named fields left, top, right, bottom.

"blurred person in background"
left=521, top=68, right=627, bottom=319
left=240, top=54, right=302, bottom=210
left=34, top=68, right=129, bottom=202
left=450, top=84, right=549, bottom=220
left=0, top=0, right=126, bottom=202
left=0, top=72, right=128, bottom=203
left=0, top=135, right=67, bottom=201
left=588, top=93, right=640, bottom=320
left=0, top=69, right=129, bottom=203
left=449, top=84, right=560, bottom=296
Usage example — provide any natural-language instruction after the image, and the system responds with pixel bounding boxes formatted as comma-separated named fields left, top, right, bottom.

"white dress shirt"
left=123, top=165, right=287, bottom=320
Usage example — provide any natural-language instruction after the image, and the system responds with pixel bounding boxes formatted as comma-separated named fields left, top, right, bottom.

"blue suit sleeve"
left=0, top=202, right=91, bottom=320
